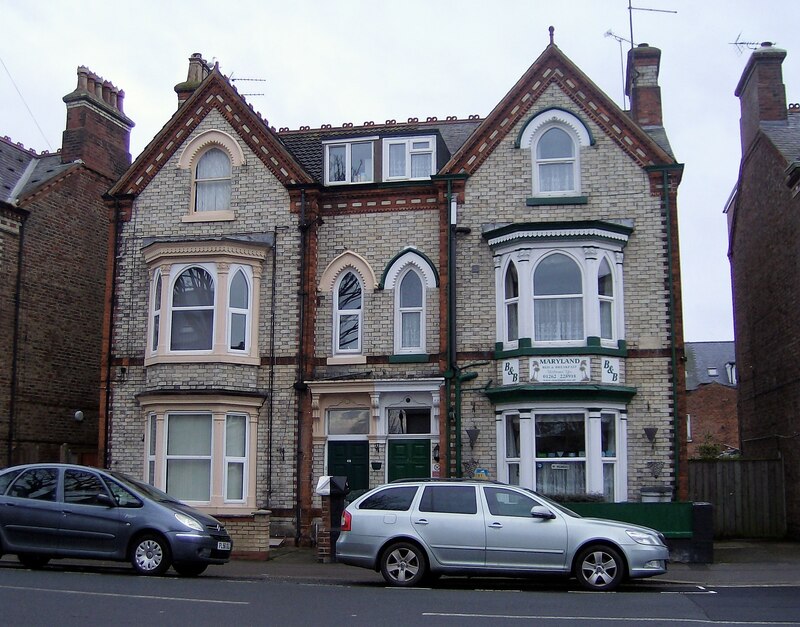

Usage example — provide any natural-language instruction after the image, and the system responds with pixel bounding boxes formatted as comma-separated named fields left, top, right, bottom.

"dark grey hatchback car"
left=0, top=463, right=232, bottom=576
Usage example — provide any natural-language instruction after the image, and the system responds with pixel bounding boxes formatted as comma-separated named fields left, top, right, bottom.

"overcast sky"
left=2, top=0, right=798, bottom=342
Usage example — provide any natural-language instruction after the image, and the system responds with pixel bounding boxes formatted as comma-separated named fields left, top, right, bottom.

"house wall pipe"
left=294, top=188, right=308, bottom=544
left=266, top=227, right=281, bottom=506
left=7, top=208, right=28, bottom=465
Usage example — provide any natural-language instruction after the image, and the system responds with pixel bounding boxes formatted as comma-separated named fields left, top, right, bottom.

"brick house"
left=0, top=67, right=133, bottom=467
left=684, top=342, right=738, bottom=459
left=104, top=33, right=685, bottom=550
left=729, top=43, right=800, bottom=537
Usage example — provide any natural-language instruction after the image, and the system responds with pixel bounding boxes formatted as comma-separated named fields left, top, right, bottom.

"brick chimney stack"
left=735, top=42, right=788, bottom=153
left=174, top=53, right=212, bottom=106
left=625, top=43, right=663, bottom=127
left=61, top=66, right=135, bottom=179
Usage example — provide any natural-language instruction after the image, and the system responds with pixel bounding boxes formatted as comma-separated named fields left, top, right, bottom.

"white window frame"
left=323, top=139, right=376, bottom=185
left=139, top=395, right=260, bottom=514
left=394, top=266, right=426, bottom=354
left=532, top=124, right=579, bottom=196
left=223, top=413, right=248, bottom=503
left=334, top=270, right=364, bottom=355
left=168, top=263, right=217, bottom=353
left=382, top=136, right=436, bottom=181
left=503, top=261, right=520, bottom=346
left=165, top=412, right=214, bottom=504
left=144, top=241, right=265, bottom=366
left=597, top=256, right=616, bottom=342
left=194, top=147, right=232, bottom=212
left=150, top=271, right=162, bottom=353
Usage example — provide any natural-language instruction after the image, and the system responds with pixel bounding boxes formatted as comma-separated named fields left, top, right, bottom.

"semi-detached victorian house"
left=102, top=33, right=685, bottom=552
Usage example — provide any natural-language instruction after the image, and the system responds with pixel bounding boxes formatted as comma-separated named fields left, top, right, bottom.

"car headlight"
left=175, top=512, right=204, bottom=532
left=626, top=530, right=662, bottom=546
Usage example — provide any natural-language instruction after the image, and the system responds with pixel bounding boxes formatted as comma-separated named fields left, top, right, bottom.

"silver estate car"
left=336, top=480, right=668, bottom=591
left=0, top=463, right=232, bottom=576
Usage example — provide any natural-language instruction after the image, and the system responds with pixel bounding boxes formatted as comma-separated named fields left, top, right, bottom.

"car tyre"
left=574, top=544, right=625, bottom=591
left=173, top=563, right=208, bottom=577
left=18, top=554, right=50, bottom=569
left=380, top=541, right=427, bottom=587
left=131, top=534, right=171, bottom=576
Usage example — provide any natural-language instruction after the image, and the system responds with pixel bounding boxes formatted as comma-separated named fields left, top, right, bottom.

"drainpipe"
left=646, top=164, right=684, bottom=496
left=294, top=188, right=309, bottom=545
left=7, top=208, right=28, bottom=465
left=266, top=227, right=281, bottom=506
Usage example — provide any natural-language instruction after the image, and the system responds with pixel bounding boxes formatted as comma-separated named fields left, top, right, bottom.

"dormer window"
left=383, top=136, right=436, bottom=181
left=324, top=140, right=375, bottom=185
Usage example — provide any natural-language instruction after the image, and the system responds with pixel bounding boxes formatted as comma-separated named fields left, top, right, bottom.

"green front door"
left=388, top=439, right=431, bottom=482
left=327, top=441, right=369, bottom=492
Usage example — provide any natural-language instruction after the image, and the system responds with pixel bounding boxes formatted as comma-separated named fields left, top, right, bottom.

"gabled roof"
left=685, top=341, right=736, bottom=391
left=110, top=68, right=314, bottom=197
left=442, top=43, right=677, bottom=176
left=0, top=137, right=74, bottom=204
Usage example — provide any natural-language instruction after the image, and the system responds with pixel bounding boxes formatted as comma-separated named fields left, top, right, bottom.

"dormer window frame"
left=382, top=135, right=437, bottom=181
left=323, top=137, right=377, bottom=186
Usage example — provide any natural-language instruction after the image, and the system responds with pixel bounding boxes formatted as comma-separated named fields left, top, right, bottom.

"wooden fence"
left=688, top=458, right=786, bottom=538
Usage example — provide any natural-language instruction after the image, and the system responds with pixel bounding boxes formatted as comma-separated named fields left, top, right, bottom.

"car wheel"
left=131, top=534, right=171, bottom=576
left=173, top=563, right=208, bottom=577
left=574, top=544, right=625, bottom=591
left=380, top=541, right=427, bottom=587
left=18, top=554, right=50, bottom=569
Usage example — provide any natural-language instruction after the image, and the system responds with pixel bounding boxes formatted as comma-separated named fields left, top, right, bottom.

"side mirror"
left=531, top=505, right=556, bottom=519
left=95, top=493, right=115, bottom=507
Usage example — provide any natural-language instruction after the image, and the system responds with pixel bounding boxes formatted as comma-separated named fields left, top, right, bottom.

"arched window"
left=335, top=271, right=363, bottom=353
left=195, top=148, right=231, bottom=212
left=151, top=272, right=162, bottom=352
left=228, top=269, right=250, bottom=351
left=598, top=258, right=614, bottom=340
left=170, top=267, right=215, bottom=351
left=535, top=127, right=576, bottom=194
left=397, top=268, right=424, bottom=352
left=533, top=253, right=584, bottom=342
left=504, top=262, right=519, bottom=342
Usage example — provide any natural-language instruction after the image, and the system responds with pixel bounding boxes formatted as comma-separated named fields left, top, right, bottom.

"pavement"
left=3, top=540, right=799, bottom=587
left=213, top=539, right=800, bottom=588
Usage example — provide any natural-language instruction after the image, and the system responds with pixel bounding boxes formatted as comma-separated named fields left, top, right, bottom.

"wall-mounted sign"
left=529, top=357, right=591, bottom=383
left=601, top=357, right=621, bottom=383
left=502, top=359, right=520, bottom=385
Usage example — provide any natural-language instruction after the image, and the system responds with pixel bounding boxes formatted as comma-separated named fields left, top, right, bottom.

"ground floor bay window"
left=497, top=408, right=627, bottom=501
left=138, top=392, right=262, bottom=514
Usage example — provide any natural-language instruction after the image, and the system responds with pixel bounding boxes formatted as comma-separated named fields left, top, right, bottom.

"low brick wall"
left=217, top=509, right=271, bottom=560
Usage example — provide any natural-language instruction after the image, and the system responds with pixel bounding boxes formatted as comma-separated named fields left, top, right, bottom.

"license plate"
left=217, top=541, right=231, bottom=551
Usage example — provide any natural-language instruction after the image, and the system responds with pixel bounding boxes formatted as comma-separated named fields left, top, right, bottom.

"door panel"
left=59, top=469, right=124, bottom=556
left=388, top=440, right=431, bottom=482
left=327, top=441, right=369, bottom=492
left=1, top=468, right=61, bottom=552
left=481, top=486, right=568, bottom=570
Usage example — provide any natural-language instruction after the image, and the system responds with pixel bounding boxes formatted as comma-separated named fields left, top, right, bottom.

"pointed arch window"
left=195, top=148, right=231, bottom=212
left=598, top=258, right=614, bottom=341
left=533, top=253, right=584, bottom=342
left=335, top=271, right=363, bottom=353
left=228, top=269, right=250, bottom=351
left=170, top=267, right=215, bottom=351
left=504, top=262, right=519, bottom=342
left=397, top=268, right=424, bottom=352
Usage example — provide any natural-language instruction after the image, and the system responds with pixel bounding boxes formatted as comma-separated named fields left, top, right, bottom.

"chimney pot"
left=117, top=90, right=125, bottom=113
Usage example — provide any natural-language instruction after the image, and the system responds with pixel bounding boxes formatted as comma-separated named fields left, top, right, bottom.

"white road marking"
left=423, top=612, right=800, bottom=625
left=0, top=584, right=248, bottom=605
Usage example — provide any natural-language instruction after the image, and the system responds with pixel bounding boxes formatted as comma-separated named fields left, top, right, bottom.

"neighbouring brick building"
left=0, top=67, right=133, bottom=467
left=684, top=342, right=738, bottom=459
left=729, top=42, right=800, bottom=538
left=104, top=31, right=685, bottom=550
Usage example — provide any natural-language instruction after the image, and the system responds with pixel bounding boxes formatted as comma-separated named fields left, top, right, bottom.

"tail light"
left=341, top=510, right=352, bottom=532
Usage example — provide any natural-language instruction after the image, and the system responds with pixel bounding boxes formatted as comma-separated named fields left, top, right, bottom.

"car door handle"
left=413, top=519, right=429, bottom=525
left=488, top=522, right=503, bottom=529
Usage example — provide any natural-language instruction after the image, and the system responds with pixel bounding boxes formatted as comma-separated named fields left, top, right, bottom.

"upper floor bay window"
left=335, top=270, right=363, bottom=353
left=485, top=221, right=631, bottom=350
left=194, top=148, right=231, bottom=211
left=144, top=240, right=266, bottom=366
left=383, top=136, right=436, bottom=181
left=325, top=140, right=374, bottom=185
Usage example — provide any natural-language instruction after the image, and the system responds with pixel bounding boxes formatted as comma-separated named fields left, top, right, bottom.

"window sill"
left=494, top=340, right=627, bottom=359
left=389, top=353, right=430, bottom=363
left=326, top=355, right=367, bottom=365
left=526, top=195, right=588, bottom=206
left=182, top=210, right=236, bottom=222
left=145, top=353, right=261, bottom=367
